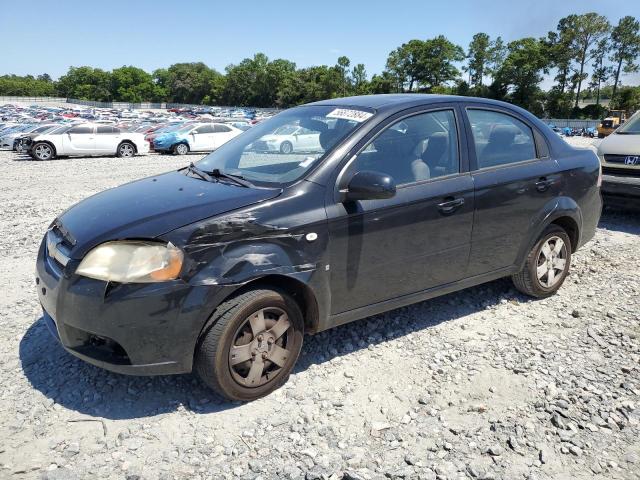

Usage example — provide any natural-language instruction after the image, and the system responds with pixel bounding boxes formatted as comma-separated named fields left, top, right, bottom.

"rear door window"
left=467, top=110, right=536, bottom=169
left=67, top=126, right=93, bottom=134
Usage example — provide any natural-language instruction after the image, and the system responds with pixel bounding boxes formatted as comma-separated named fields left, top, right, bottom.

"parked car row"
left=0, top=103, right=275, bottom=160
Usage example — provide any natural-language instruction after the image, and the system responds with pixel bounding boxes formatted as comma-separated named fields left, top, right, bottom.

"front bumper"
left=602, top=173, right=640, bottom=208
left=35, top=236, right=227, bottom=376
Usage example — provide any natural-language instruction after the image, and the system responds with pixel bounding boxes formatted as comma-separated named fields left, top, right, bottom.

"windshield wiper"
left=207, top=168, right=252, bottom=187
left=186, top=163, right=215, bottom=182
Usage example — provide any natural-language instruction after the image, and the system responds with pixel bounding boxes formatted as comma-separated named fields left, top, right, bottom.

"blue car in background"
left=153, top=122, right=242, bottom=155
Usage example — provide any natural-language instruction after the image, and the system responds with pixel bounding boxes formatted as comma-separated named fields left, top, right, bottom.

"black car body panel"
left=35, top=95, right=602, bottom=376
left=56, top=171, right=281, bottom=258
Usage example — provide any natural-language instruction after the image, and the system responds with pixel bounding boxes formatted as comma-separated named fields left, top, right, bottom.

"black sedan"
left=36, top=94, right=602, bottom=401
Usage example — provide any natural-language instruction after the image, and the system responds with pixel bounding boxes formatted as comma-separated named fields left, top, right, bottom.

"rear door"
left=327, top=106, right=475, bottom=314
left=212, top=124, right=237, bottom=149
left=62, top=125, right=95, bottom=153
left=95, top=126, right=120, bottom=153
left=462, top=105, right=561, bottom=276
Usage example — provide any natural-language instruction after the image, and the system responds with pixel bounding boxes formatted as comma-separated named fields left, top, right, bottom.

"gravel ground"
left=0, top=139, right=638, bottom=480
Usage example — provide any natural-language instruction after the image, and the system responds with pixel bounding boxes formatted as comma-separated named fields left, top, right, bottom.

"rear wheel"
left=31, top=142, right=55, bottom=161
left=117, top=142, right=135, bottom=158
left=173, top=143, right=189, bottom=155
left=195, top=288, right=304, bottom=401
left=512, top=224, right=572, bottom=298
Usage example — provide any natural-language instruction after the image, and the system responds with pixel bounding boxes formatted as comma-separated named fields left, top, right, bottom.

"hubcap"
left=121, top=144, right=133, bottom=156
left=229, top=307, right=292, bottom=388
left=177, top=144, right=187, bottom=154
left=536, top=236, right=567, bottom=288
left=35, top=145, right=51, bottom=159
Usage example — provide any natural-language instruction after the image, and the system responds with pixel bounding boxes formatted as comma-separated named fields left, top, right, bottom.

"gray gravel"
left=0, top=142, right=638, bottom=480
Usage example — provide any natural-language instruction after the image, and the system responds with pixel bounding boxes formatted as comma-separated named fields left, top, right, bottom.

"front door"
left=63, top=125, right=95, bottom=153
left=327, top=108, right=475, bottom=314
left=463, top=107, right=562, bottom=276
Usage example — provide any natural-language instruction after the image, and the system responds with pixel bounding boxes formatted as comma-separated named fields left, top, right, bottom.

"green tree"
left=110, top=66, right=159, bottom=103
left=369, top=72, right=395, bottom=94
left=589, top=38, right=610, bottom=106
left=385, top=39, right=425, bottom=92
left=351, top=63, right=368, bottom=95
left=545, top=19, right=578, bottom=94
left=487, top=36, right=507, bottom=81
left=496, top=38, right=549, bottom=113
left=609, top=16, right=640, bottom=104
left=611, top=86, right=640, bottom=111
left=336, top=56, right=352, bottom=96
left=0, top=74, right=56, bottom=96
left=160, top=62, right=223, bottom=104
left=559, top=13, right=610, bottom=107
left=415, top=35, right=465, bottom=91
left=56, top=66, right=112, bottom=101
left=466, top=33, right=491, bottom=88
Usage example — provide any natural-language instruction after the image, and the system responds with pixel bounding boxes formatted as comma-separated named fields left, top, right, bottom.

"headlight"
left=76, top=241, right=183, bottom=283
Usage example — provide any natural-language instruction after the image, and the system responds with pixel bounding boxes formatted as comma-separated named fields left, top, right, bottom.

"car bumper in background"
left=602, top=173, right=640, bottom=209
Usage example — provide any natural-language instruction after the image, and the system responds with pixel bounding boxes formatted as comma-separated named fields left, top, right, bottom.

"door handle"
left=535, top=177, right=554, bottom=192
left=437, top=197, right=465, bottom=215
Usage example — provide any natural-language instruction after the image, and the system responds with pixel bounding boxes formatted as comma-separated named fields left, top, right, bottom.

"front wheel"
left=31, top=142, right=55, bottom=161
left=279, top=141, right=293, bottom=154
left=512, top=225, right=572, bottom=298
left=195, top=288, right=304, bottom=401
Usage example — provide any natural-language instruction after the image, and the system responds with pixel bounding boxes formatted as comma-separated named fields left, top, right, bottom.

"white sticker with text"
left=326, top=108, right=373, bottom=123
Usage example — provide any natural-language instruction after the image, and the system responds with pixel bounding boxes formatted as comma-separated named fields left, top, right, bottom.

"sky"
left=1, top=0, right=639, bottom=88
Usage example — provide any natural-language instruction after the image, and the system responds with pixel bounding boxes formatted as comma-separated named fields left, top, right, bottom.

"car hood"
left=57, top=170, right=281, bottom=258
left=598, top=133, right=640, bottom=156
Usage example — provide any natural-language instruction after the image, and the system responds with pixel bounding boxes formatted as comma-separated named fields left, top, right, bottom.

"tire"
left=195, top=288, right=304, bottom=401
left=173, top=143, right=189, bottom=155
left=31, top=142, right=55, bottom=161
left=117, top=141, right=136, bottom=158
left=597, top=133, right=605, bottom=138
left=512, top=224, right=572, bottom=298
left=279, top=141, right=293, bottom=154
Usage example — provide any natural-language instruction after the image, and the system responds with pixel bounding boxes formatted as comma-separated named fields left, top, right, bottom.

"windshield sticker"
left=326, top=108, right=373, bottom=123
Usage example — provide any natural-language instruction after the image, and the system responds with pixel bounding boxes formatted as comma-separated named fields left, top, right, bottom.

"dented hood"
left=57, top=171, right=281, bottom=258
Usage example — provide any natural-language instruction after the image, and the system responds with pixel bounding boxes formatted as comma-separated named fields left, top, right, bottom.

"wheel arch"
left=32, top=140, right=57, bottom=157
left=118, top=139, right=137, bottom=153
left=196, top=273, right=320, bottom=347
left=515, top=196, right=583, bottom=270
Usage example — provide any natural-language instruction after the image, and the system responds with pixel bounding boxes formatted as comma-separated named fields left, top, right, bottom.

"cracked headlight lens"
left=76, top=241, right=183, bottom=283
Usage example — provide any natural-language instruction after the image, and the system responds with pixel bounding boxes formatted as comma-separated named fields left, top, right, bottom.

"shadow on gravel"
left=598, top=207, right=640, bottom=235
left=20, top=277, right=521, bottom=420
left=19, top=209, right=637, bottom=420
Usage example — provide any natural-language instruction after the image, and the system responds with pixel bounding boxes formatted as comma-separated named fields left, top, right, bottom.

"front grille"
left=46, top=225, right=73, bottom=268
left=602, top=166, right=640, bottom=177
left=252, top=140, right=269, bottom=151
left=604, top=154, right=640, bottom=164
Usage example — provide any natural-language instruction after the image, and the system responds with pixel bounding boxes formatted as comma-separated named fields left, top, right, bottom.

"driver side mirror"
left=342, top=170, right=396, bottom=202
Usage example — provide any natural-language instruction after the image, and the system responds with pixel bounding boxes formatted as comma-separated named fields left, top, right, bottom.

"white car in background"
left=29, top=123, right=150, bottom=160
left=152, top=122, right=243, bottom=155
left=251, top=125, right=322, bottom=154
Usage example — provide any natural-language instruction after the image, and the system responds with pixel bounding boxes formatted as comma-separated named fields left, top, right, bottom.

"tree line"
left=1, top=12, right=639, bottom=118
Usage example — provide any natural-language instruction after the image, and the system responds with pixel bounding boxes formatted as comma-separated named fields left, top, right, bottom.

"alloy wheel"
left=34, top=144, right=52, bottom=160
left=536, top=236, right=567, bottom=288
left=228, top=307, right=293, bottom=388
left=119, top=143, right=134, bottom=157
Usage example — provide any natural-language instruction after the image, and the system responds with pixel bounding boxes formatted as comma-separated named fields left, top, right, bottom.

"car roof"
left=306, top=94, right=516, bottom=112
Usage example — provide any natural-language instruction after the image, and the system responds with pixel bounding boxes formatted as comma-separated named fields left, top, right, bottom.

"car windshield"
left=616, top=113, right=640, bottom=134
left=197, top=105, right=373, bottom=186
